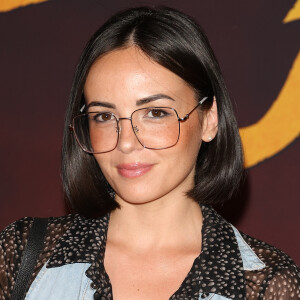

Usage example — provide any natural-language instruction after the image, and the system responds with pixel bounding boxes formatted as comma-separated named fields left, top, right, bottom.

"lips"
left=116, top=163, right=154, bottom=178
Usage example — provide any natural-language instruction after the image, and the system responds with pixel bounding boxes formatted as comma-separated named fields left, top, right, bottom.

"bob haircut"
left=62, top=6, right=244, bottom=216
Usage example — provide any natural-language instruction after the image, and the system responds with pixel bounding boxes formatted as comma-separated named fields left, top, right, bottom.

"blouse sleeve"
left=0, top=218, right=33, bottom=300
left=242, top=232, right=300, bottom=300
left=263, top=266, right=300, bottom=299
left=0, top=215, right=74, bottom=300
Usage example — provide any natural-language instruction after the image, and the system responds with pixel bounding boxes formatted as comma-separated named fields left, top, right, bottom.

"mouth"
left=116, top=163, right=154, bottom=178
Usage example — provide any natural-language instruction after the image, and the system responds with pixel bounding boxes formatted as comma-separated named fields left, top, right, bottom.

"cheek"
left=178, top=120, right=202, bottom=157
left=160, top=122, right=202, bottom=179
left=178, top=123, right=202, bottom=171
left=93, top=154, right=114, bottom=180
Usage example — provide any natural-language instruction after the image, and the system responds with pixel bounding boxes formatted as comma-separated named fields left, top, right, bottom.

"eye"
left=146, top=108, right=170, bottom=118
left=92, top=112, right=114, bottom=122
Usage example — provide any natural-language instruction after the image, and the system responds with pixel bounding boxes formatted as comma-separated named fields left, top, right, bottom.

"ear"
left=201, top=97, right=218, bottom=142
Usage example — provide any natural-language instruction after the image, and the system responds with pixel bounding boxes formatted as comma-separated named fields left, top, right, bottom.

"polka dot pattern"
left=0, top=215, right=73, bottom=299
left=170, top=206, right=246, bottom=299
left=0, top=206, right=299, bottom=300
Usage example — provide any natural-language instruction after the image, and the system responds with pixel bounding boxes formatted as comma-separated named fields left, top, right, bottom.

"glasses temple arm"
left=80, top=104, right=86, bottom=112
left=179, top=96, right=208, bottom=121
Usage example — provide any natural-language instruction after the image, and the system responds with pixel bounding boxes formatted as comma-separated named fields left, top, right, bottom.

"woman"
left=0, top=6, right=299, bottom=300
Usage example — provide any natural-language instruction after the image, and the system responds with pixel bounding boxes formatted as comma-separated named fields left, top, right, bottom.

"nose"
left=117, top=118, right=143, bottom=153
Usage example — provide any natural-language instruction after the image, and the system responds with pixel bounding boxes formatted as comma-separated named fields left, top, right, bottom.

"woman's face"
left=84, top=47, right=215, bottom=206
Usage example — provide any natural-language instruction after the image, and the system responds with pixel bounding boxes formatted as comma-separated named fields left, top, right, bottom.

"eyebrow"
left=87, top=101, right=116, bottom=110
left=136, top=94, right=175, bottom=106
left=86, top=94, right=175, bottom=110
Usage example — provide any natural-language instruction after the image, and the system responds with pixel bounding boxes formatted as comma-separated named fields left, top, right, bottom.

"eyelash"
left=88, top=107, right=172, bottom=121
left=92, top=112, right=114, bottom=122
left=143, top=108, right=171, bottom=118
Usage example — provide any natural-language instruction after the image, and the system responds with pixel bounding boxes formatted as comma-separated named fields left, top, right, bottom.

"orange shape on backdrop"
left=0, top=0, right=47, bottom=12
left=283, top=0, right=300, bottom=23
left=240, top=51, right=300, bottom=168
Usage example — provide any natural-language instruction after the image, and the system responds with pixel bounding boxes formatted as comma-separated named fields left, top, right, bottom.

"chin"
left=114, top=186, right=164, bottom=206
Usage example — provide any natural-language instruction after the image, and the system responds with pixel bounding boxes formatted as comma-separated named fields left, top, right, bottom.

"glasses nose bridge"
left=115, top=115, right=143, bottom=152
left=118, top=116, right=132, bottom=121
left=116, top=116, right=136, bottom=134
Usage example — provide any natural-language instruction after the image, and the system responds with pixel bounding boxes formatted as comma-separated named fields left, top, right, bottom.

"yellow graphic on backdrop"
left=283, top=0, right=300, bottom=23
left=240, top=1, right=300, bottom=167
left=0, top=0, right=47, bottom=12
left=240, top=52, right=300, bottom=167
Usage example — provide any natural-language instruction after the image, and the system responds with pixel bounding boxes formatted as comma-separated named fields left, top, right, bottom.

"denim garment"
left=25, top=225, right=265, bottom=300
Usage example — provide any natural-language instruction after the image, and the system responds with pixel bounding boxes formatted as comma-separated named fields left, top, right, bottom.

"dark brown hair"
left=62, top=6, right=244, bottom=216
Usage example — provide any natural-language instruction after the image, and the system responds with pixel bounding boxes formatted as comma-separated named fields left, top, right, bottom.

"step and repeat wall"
left=0, top=0, right=299, bottom=264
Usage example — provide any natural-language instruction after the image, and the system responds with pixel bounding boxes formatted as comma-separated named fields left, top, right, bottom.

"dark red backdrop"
left=0, top=0, right=299, bottom=265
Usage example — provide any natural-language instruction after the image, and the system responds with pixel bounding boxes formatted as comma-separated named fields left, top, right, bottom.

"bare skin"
left=84, top=46, right=218, bottom=299
left=105, top=197, right=203, bottom=300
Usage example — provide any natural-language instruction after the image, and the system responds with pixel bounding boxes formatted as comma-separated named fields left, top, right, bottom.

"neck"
left=107, top=194, right=203, bottom=253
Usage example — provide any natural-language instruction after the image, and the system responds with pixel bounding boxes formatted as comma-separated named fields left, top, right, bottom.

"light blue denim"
left=25, top=225, right=265, bottom=300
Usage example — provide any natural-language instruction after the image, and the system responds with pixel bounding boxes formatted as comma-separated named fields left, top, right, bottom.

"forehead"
left=83, top=46, right=196, bottom=107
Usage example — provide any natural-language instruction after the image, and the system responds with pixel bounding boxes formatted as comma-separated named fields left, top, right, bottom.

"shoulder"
left=0, top=213, right=108, bottom=254
left=0, top=214, right=76, bottom=251
left=240, top=231, right=300, bottom=299
left=0, top=214, right=77, bottom=261
left=0, top=215, right=76, bottom=299
left=241, top=232, right=298, bottom=270
left=0, top=217, right=34, bottom=267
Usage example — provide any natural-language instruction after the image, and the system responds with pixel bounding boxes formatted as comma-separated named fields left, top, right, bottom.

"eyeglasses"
left=69, top=97, right=208, bottom=154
